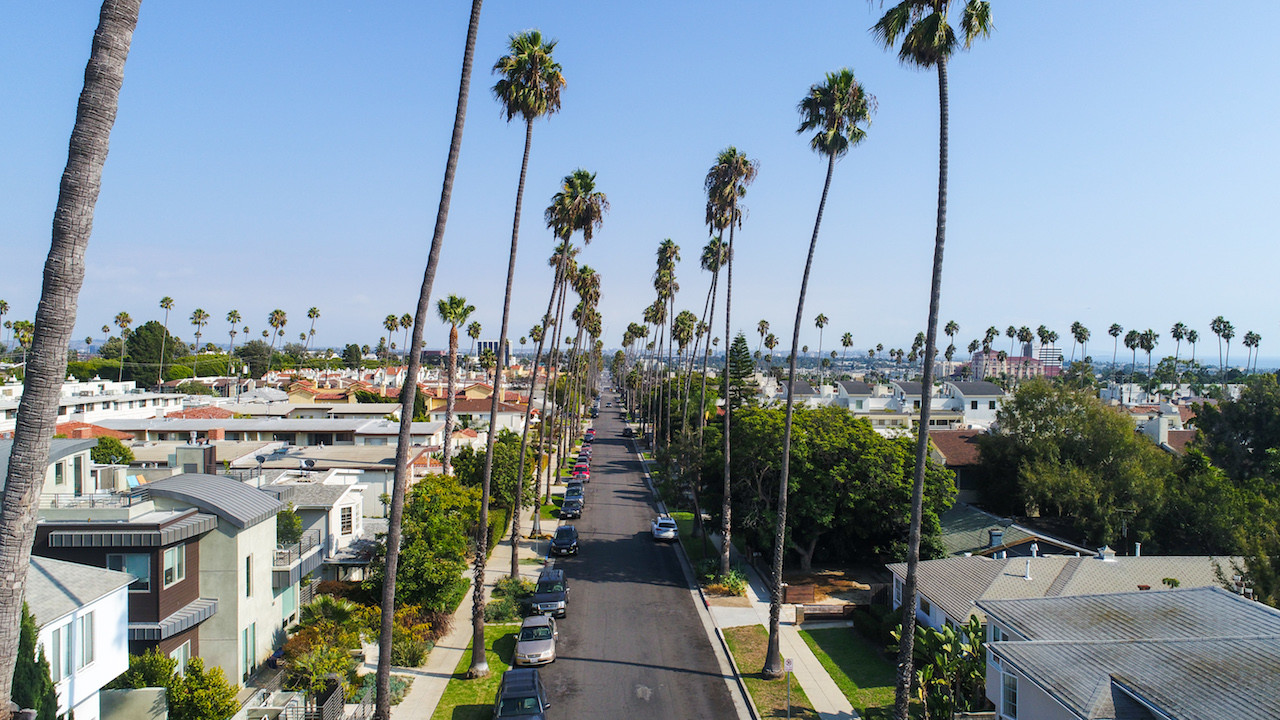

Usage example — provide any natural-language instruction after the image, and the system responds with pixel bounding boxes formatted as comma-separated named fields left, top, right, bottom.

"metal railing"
left=39, top=490, right=147, bottom=509
left=275, top=530, right=321, bottom=567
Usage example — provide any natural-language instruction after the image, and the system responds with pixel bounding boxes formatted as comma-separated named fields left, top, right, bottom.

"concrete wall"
left=38, top=584, right=130, bottom=720
left=196, top=518, right=281, bottom=683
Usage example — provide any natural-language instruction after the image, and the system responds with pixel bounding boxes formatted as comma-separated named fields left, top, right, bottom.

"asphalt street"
left=538, top=388, right=739, bottom=719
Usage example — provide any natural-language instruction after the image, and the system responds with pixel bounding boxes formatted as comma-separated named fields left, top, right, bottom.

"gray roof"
left=946, top=380, right=1005, bottom=397
left=984, top=588, right=1280, bottom=720
left=786, top=381, right=816, bottom=396
left=270, top=482, right=356, bottom=509
left=939, top=504, right=1091, bottom=557
left=893, top=381, right=926, bottom=396
left=837, top=380, right=872, bottom=395
left=25, top=556, right=133, bottom=627
left=887, top=554, right=1233, bottom=624
left=142, top=473, right=282, bottom=528
left=0, top=438, right=98, bottom=489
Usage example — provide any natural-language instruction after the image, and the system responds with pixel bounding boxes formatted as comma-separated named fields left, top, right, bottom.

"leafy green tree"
left=12, top=603, right=57, bottom=720
left=342, top=343, right=363, bottom=369
left=176, top=381, right=215, bottom=396
left=1194, top=373, right=1280, bottom=484
left=123, top=320, right=189, bottom=384
left=726, top=333, right=757, bottom=410
left=451, top=430, right=536, bottom=510
left=365, top=474, right=479, bottom=612
left=234, top=339, right=273, bottom=378
left=277, top=503, right=304, bottom=545
left=109, top=649, right=238, bottom=720
left=91, top=436, right=135, bottom=465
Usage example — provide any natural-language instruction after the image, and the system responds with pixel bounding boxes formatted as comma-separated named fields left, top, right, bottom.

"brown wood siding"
left=157, top=541, right=199, bottom=621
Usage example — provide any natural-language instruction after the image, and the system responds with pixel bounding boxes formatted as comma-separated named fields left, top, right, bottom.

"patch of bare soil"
left=706, top=594, right=752, bottom=607
left=784, top=567, right=876, bottom=604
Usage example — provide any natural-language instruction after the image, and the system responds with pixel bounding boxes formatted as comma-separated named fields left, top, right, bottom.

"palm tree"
left=841, top=331, right=854, bottom=368
left=1221, top=320, right=1236, bottom=382
left=378, top=0, right=484, bottom=700
left=1109, top=323, right=1123, bottom=376
left=306, top=307, right=320, bottom=352
left=757, top=319, right=770, bottom=358
left=491, top=28, right=565, bottom=578
left=437, top=295, right=475, bottom=477
left=1124, top=329, right=1141, bottom=397
left=1186, top=328, right=1199, bottom=377
left=225, top=310, right=242, bottom=376
left=695, top=236, right=729, bottom=450
left=1016, top=326, right=1033, bottom=355
left=1073, top=322, right=1090, bottom=364
left=158, top=296, right=174, bottom=387
left=1170, top=322, right=1186, bottom=384
left=1139, top=329, right=1158, bottom=395
left=705, top=147, right=758, bottom=578
left=189, top=308, right=209, bottom=377
left=943, top=320, right=959, bottom=374
left=0, top=300, right=8, bottom=351
left=872, top=1, right=992, bottom=713
left=813, top=313, right=829, bottom=386
left=266, top=309, right=287, bottom=373
left=400, top=313, right=412, bottom=361
left=0, top=1, right=141, bottom=707
left=1005, top=325, right=1016, bottom=356
left=763, top=67, right=873, bottom=679
left=466, top=321, right=482, bottom=362
left=114, top=311, right=132, bottom=382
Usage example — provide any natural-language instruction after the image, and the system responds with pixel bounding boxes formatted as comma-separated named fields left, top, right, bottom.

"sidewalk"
left=375, top=484, right=558, bottom=719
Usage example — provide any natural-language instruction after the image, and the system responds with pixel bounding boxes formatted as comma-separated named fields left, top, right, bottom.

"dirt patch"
left=706, top=594, right=752, bottom=607
left=784, top=567, right=879, bottom=604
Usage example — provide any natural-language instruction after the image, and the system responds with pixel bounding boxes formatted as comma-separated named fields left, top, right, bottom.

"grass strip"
left=799, top=627, right=896, bottom=717
left=722, top=625, right=819, bottom=719
left=429, top=623, right=520, bottom=720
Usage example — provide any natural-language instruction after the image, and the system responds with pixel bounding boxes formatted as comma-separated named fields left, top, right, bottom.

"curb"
left=716, top=627, right=764, bottom=720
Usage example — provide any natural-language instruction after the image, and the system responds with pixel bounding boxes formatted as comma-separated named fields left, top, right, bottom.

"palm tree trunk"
left=720, top=210, right=738, bottom=577
left=379, top=0, right=483, bottom=706
left=158, top=310, right=168, bottom=388
left=442, top=327, right=459, bottom=476
left=894, top=57, right=949, bottom=720
left=0, top=1, right=139, bottom=712
left=542, top=261, right=571, bottom=507
left=764, top=152, right=837, bottom=679
left=698, top=268, right=721, bottom=449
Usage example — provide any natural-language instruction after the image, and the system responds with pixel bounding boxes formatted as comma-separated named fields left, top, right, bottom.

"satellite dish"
left=255, top=455, right=266, bottom=465
left=304, top=459, right=316, bottom=469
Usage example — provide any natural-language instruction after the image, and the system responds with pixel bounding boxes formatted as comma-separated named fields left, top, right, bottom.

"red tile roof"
left=167, top=406, right=234, bottom=419
left=929, top=429, right=984, bottom=467
left=55, top=421, right=133, bottom=440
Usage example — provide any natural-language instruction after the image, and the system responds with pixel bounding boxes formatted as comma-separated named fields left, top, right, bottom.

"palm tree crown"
left=872, top=0, right=993, bottom=68
left=797, top=69, right=874, bottom=159
left=492, top=30, right=564, bottom=124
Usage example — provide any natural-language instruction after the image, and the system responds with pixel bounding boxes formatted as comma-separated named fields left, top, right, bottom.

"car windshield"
left=555, top=528, right=575, bottom=540
left=498, top=697, right=542, bottom=716
left=519, top=626, right=553, bottom=641
left=536, top=581, right=563, bottom=593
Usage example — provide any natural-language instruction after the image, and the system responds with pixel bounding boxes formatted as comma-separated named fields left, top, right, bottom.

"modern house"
left=888, top=550, right=1232, bottom=631
left=0, top=378, right=184, bottom=435
left=96, top=416, right=445, bottom=447
left=27, top=556, right=132, bottom=720
left=265, top=472, right=371, bottom=581
left=939, top=381, right=1005, bottom=428
left=979, top=586, right=1280, bottom=720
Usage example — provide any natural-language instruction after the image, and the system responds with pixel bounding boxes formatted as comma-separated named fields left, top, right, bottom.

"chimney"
left=208, top=427, right=225, bottom=441
left=69, top=427, right=92, bottom=439
left=1097, top=546, right=1117, bottom=562
left=988, top=528, right=1004, bottom=548
left=1024, top=558, right=1032, bottom=581
left=1134, top=542, right=1141, bottom=557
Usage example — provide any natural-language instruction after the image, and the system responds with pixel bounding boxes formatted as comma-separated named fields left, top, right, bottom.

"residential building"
left=0, top=438, right=101, bottom=500
left=0, top=378, right=184, bottom=435
left=928, top=430, right=984, bottom=502
left=939, top=381, right=1005, bottom=428
left=27, top=556, right=132, bottom=720
left=980, top=586, right=1280, bottom=720
left=971, top=350, right=1059, bottom=381
left=95, top=416, right=445, bottom=447
left=888, top=549, right=1232, bottom=631
left=937, top=503, right=1093, bottom=558
left=265, top=472, right=372, bottom=581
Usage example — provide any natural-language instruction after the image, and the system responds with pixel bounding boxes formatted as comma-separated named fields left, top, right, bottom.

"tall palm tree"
left=1170, top=322, right=1186, bottom=384
left=114, top=311, right=132, bottom=382
left=189, top=308, right=209, bottom=376
left=1139, top=329, right=1158, bottom=395
left=841, top=331, right=854, bottom=368
left=872, top=2, right=992, bottom=714
left=1124, top=329, right=1141, bottom=398
left=381, top=315, right=399, bottom=364
left=1109, top=323, right=1123, bottom=376
left=266, top=309, right=287, bottom=373
left=1073, top=322, right=1091, bottom=363
left=1211, top=315, right=1227, bottom=381
left=466, top=321, right=482, bottom=362
left=763, top=67, right=872, bottom=679
left=378, top=0, right=485, bottom=703
left=1221, top=320, right=1236, bottom=383
left=400, top=313, right=412, bottom=361
left=695, top=237, right=729, bottom=450
left=943, top=320, right=959, bottom=373
left=490, top=28, right=565, bottom=578
left=225, top=310, right=242, bottom=376
left=765, top=333, right=779, bottom=365
left=0, top=1, right=141, bottom=708
left=757, top=319, right=770, bottom=357
left=1005, top=325, right=1016, bottom=356
left=437, top=295, right=475, bottom=477
left=1186, top=328, right=1199, bottom=376
left=705, top=147, right=758, bottom=577
left=306, top=307, right=320, bottom=352
left=814, top=313, right=829, bottom=386
left=158, top=296, right=174, bottom=387
left=0, top=300, right=8, bottom=351
left=1016, top=325, right=1033, bottom=355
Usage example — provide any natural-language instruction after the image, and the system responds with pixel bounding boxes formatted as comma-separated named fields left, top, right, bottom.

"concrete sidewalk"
left=377, top=485, right=560, bottom=719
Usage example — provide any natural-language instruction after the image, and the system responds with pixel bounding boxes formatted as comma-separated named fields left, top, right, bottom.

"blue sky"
left=3, top=2, right=1278, bottom=366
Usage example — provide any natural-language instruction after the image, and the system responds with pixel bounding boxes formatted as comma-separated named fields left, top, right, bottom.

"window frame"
left=163, top=544, right=186, bottom=588
left=919, top=596, right=932, bottom=618
left=245, top=554, right=253, bottom=598
left=76, top=612, right=94, bottom=670
left=171, top=640, right=191, bottom=675
left=340, top=506, right=353, bottom=535
left=107, top=552, right=152, bottom=592
left=1001, top=671, right=1018, bottom=718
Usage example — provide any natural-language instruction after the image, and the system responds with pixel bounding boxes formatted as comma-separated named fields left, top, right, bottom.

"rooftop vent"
left=1096, top=546, right=1117, bottom=562
left=988, top=528, right=1004, bottom=548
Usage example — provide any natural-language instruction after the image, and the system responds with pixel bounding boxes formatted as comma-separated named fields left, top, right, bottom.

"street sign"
left=784, top=658, right=794, bottom=673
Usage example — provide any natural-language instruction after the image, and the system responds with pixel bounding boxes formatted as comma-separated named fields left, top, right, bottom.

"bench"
left=795, top=604, right=856, bottom=624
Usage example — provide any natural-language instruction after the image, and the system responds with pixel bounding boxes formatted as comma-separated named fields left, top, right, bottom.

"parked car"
left=550, top=525, right=579, bottom=556
left=514, top=614, right=559, bottom=666
left=622, top=427, right=635, bottom=438
left=531, top=567, right=569, bottom=617
left=605, top=402, right=612, bottom=407
left=564, top=484, right=585, bottom=505
left=572, top=465, right=590, bottom=478
left=559, top=498, right=583, bottom=519
left=493, top=668, right=551, bottom=718
left=651, top=514, right=679, bottom=541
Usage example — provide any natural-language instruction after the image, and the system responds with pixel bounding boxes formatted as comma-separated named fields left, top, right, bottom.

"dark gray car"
left=530, top=567, right=569, bottom=617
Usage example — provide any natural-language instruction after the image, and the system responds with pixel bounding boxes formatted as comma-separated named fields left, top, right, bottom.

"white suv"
left=651, top=514, right=679, bottom=541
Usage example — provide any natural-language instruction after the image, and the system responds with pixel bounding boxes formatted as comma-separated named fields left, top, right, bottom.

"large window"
left=54, top=462, right=64, bottom=487
left=171, top=641, right=191, bottom=675
left=893, top=578, right=902, bottom=607
left=1001, top=672, right=1018, bottom=718
left=919, top=596, right=932, bottom=618
left=163, top=544, right=185, bottom=587
left=107, top=553, right=151, bottom=592
left=50, top=622, right=73, bottom=682
left=242, top=623, right=257, bottom=680
left=76, top=612, right=94, bottom=669
left=340, top=506, right=353, bottom=535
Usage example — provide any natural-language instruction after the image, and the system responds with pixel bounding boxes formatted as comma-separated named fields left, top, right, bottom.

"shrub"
left=351, top=673, right=412, bottom=705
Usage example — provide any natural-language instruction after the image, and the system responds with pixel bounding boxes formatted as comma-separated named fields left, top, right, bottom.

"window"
left=855, top=400, right=864, bottom=410
left=163, top=544, right=185, bottom=587
left=74, top=456, right=84, bottom=495
left=50, top=622, right=72, bottom=682
left=242, top=623, right=257, bottom=680
left=170, top=641, right=191, bottom=675
left=991, top=625, right=1008, bottom=642
left=340, top=507, right=353, bottom=535
left=76, top=612, right=94, bottom=669
left=919, top=596, right=932, bottom=617
left=245, top=554, right=253, bottom=597
left=107, top=553, right=151, bottom=592
left=1001, top=672, right=1018, bottom=718
left=893, top=578, right=902, bottom=607
left=54, top=462, right=64, bottom=487
left=913, top=400, right=921, bottom=409
left=971, top=400, right=979, bottom=410
left=989, top=400, right=997, bottom=409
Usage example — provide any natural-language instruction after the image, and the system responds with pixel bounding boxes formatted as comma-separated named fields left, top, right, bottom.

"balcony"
left=273, top=529, right=323, bottom=590
left=39, top=490, right=148, bottom=509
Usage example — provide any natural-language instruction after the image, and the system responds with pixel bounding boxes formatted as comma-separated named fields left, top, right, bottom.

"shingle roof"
left=887, top=555, right=1233, bottom=624
left=787, top=381, right=816, bottom=396
left=0, top=439, right=98, bottom=489
left=947, top=381, right=1005, bottom=397
left=983, top=588, right=1280, bottom=720
left=929, top=430, right=983, bottom=467
left=142, top=473, right=282, bottom=528
left=25, top=556, right=133, bottom=627
left=270, top=482, right=356, bottom=509
left=938, top=503, right=1034, bottom=555
left=893, top=381, right=929, bottom=396
left=1165, top=429, right=1196, bottom=454
left=838, top=380, right=872, bottom=395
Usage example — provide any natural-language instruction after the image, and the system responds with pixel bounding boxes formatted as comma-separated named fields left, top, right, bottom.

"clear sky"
left=3, top=2, right=1278, bottom=366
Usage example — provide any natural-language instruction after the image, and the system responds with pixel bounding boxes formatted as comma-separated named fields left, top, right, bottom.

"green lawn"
left=799, top=627, right=896, bottom=717
left=722, top=625, right=818, bottom=719
left=429, top=623, right=519, bottom=720
left=538, top=500, right=559, bottom=521
left=672, top=512, right=717, bottom=570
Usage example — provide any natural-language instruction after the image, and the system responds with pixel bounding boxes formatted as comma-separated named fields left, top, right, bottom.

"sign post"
left=784, top=657, right=795, bottom=719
